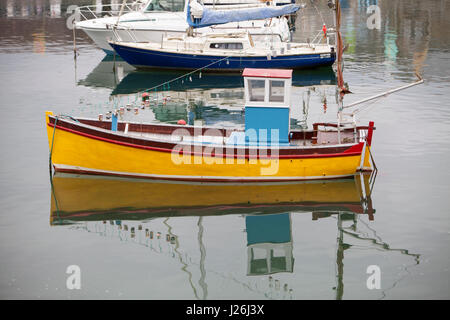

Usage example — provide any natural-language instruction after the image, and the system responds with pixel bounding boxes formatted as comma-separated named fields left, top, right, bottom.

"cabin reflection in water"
left=246, top=213, right=293, bottom=276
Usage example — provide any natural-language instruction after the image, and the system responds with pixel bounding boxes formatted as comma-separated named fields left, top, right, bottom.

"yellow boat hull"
left=46, top=112, right=372, bottom=182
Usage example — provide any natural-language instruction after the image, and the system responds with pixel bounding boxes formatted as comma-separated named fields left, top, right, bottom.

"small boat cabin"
left=243, top=68, right=292, bottom=144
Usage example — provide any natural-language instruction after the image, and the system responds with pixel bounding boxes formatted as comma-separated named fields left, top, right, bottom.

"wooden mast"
left=335, top=0, right=345, bottom=143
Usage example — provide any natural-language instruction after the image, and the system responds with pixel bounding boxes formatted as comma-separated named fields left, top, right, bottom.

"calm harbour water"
left=0, top=0, right=449, bottom=300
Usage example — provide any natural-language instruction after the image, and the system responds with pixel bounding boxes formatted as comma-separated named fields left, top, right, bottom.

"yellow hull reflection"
left=50, top=173, right=375, bottom=225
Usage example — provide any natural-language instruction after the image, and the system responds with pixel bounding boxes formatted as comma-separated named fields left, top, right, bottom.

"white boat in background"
left=75, top=0, right=296, bottom=54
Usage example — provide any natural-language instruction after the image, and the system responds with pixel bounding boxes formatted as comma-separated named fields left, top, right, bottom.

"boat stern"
left=359, top=121, right=375, bottom=172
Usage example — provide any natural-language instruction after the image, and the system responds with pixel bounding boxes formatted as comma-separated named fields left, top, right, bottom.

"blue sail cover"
left=187, top=4, right=301, bottom=28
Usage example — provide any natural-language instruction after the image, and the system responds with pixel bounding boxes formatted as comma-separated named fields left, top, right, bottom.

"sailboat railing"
left=108, top=23, right=140, bottom=43
left=75, top=2, right=146, bottom=23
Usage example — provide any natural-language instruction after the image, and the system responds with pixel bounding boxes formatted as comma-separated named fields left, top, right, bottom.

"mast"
left=335, top=0, right=349, bottom=98
left=334, top=0, right=423, bottom=114
left=334, top=0, right=352, bottom=143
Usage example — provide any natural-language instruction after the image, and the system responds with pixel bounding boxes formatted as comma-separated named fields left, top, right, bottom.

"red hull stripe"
left=48, top=122, right=363, bottom=160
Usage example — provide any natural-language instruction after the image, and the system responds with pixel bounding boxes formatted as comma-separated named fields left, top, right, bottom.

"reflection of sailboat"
left=112, top=67, right=336, bottom=95
left=77, top=56, right=135, bottom=90
left=50, top=172, right=374, bottom=225
left=78, top=60, right=336, bottom=123
left=77, top=56, right=336, bottom=95
left=151, top=103, right=245, bottom=125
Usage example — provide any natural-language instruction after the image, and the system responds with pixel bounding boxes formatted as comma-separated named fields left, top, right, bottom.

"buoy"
left=177, top=119, right=186, bottom=125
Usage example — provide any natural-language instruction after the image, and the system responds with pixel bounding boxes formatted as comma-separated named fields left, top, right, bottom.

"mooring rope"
left=48, top=115, right=62, bottom=224
left=49, top=116, right=58, bottom=174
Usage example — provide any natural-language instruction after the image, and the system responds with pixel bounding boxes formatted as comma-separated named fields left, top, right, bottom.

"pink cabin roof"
left=242, top=68, right=293, bottom=79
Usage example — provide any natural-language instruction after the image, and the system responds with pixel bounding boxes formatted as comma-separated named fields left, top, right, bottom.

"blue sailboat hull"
left=109, top=43, right=336, bottom=71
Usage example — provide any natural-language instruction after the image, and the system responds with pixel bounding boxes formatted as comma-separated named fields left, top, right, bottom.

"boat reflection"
left=50, top=173, right=374, bottom=224
left=77, top=56, right=336, bottom=96
left=49, top=172, right=419, bottom=299
left=49, top=173, right=375, bottom=296
left=77, top=56, right=336, bottom=125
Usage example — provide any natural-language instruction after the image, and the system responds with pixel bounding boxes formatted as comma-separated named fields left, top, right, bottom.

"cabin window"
left=247, top=79, right=266, bottom=102
left=268, top=80, right=285, bottom=103
left=209, top=43, right=244, bottom=50
left=144, top=0, right=185, bottom=12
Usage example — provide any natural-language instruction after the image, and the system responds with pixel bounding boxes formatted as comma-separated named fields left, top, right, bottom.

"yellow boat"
left=46, top=69, right=375, bottom=182
left=50, top=172, right=375, bottom=224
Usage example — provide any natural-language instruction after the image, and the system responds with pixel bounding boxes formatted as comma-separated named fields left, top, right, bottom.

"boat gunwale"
left=109, top=40, right=336, bottom=58
left=48, top=115, right=365, bottom=159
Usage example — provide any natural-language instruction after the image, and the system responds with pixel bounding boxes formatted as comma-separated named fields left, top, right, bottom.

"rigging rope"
left=112, top=55, right=234, bottom=108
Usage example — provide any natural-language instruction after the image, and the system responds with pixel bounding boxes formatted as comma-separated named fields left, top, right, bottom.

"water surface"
left=0, top=0, right=449, bottom=299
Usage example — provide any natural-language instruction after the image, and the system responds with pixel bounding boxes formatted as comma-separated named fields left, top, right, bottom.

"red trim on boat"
left=242, top=68, right=293, bottom=79
left=48, top=121, right=364, bottom=160
left=367, top=121, right=375, bottom=147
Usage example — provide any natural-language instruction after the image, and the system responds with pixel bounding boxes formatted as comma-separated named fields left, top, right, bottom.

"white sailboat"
left=75, top=0, right=296, bottom=54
